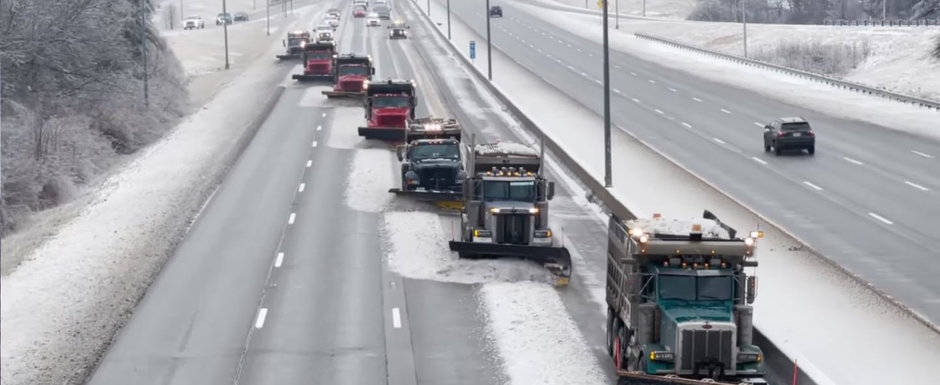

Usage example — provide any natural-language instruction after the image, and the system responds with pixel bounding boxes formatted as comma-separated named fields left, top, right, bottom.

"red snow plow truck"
left=322, top=54, right=375, bottom=98
left=276, top=31, right=310, bottom=60
left=291, top=42, right=337, bottom=82
left=358, top=79, right=417, bottom=141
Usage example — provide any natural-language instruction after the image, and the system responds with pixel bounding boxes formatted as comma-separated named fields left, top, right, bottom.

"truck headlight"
left=534, top=230, right=552, bottom=238
left=737, top=352, right=762, bottom=363
left=649, top=351, right=674, bottom=362
left=489, top=208, right=501, bottom=213
left=473, top=229, right=492, bottom=238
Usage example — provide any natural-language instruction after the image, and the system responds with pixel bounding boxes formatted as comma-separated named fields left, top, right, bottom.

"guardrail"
left=634, top=33, right=940, bottom=111
left=823, top=18, right=940, bottom=26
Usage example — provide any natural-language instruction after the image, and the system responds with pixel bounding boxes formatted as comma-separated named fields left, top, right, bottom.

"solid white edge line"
left=751, top=157, right=768, bottom=165
left=803, top=181, right=823, bottom=191
left=298, top=183, right=306, bottom=192
left=843, top=157, right=864, bottom=165
left=681, top=122, right=692, bottom=128
left=911, top=150, right=935, bottom=159
left=392, top=307, right=402, bottom=328
left=713, top=138, right=726, bottom=144
left=288, top=213, right=296, bottom=225
left=255, top=308, right=268, bottom=328
left=306, top=160, right=312, bottom=168
left=905, top=181, right=929, bottom=191
left=868, top=212, right=894, bottom=225
left=275, top=252, right=284, bottom=268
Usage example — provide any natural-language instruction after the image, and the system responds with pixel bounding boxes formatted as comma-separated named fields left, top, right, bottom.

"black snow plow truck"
left=390, top=117, right=465, bottom=202
left=606, top=210, right=768, bottom=385
left=448, top=141, right=572, bottom=285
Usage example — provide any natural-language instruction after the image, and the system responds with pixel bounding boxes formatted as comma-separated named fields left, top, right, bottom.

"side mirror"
left=764, top=125, right=772, bottom=130
left=746, top=276, right=757, bottom=304
left=396, top=146, right=406, bottom=161
left=282, top=40, right=286, bottom=47
left=547, top=182, right=555, bottom=200
left=371, top=68, right=376, bottom=75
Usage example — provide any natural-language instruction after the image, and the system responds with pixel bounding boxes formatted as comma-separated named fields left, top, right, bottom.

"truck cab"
left=322, top=54, right=375, bottom=97
left=291, top=42, right=336, bottom=81
left=606, top=212, right=766, bottom=384
left=277, top=31, right=311, bottom=60
left=358, top=80, right=417, bottom=141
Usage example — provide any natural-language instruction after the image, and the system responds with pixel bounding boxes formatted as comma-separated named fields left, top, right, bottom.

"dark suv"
left=489, top=6, right=502, bottom=18
left=763, top=117, right=815, bottom=155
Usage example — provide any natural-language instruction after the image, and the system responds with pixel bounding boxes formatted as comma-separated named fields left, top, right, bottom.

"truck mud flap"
left=388, top=188, right=462, bottom=202
left=448, top=241, right=572, bottom=285
left=358, top=127, right=406, bottom=141
left=614, top=371, right=768, bottom=385
left=322, top=90, right=365, bottom=98
left=292, top=74, right=331, bottom=82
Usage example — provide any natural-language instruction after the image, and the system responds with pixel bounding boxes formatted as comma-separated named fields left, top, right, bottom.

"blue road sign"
left=470, top=40, right=476, bottom=59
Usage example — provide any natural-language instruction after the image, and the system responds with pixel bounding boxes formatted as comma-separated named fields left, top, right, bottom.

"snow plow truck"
left=292, top=41, right=337, bottom=82
left=389, top=118, right=465, bottom=202
left=276, top=31, right=310, bottom=60
left=606, top=211, right=768, bottom=385
left=322, top=54, right=375, bottom=98
left=358, top=79, right=417, bottom=141
left=448, top=140, right=572, bottom=285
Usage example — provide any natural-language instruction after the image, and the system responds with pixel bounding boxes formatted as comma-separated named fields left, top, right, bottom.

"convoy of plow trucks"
left=280, top=7, right=772, bottom=384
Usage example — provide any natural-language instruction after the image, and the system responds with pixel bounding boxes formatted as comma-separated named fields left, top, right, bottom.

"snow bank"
left=628, top=217, right=730, bottom=239
left=479, top=282, right=608, bottom=385
left=327, top=106, right=369, bottom=149
left=474, top=142, right=539, bottom=156
left=383, top=211, right=555, bottom=284
left=345, top=149, right=394, bottom=212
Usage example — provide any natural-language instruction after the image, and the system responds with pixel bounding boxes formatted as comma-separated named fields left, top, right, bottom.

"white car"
left=183, top=16, right=205, bottom=30
left=366, top=13, right=381, bottom=27
left=324, top=15, right=339, bottom=28
left=315, top=25, right=334, bottom=42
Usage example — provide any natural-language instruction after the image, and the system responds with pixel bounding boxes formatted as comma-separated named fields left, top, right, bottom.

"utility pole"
left=882, top=0, right=886, bottom=20
left=180, top=0, right=184, bottom=21
left=486, top=0, right=492, bottom=80
left=447, top=0, right=452, bottom=40
left=643, top=0, right=646, bottom=17
left=602, top=0, right=611, bottom=187
left=266, top=0, right=270, bottom=35
left=615, top=0, right=619, bottom=29
left=139, top=0, right=149, bottom=108
left=223, top=0, right=230, bottom=69
left=742, top=0, right=748, bottom=58
left=428, top=0, right=431, bottom=17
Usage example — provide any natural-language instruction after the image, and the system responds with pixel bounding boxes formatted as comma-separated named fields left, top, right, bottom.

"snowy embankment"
left=0, top=3, right=323, bottom=385
left=417, top=0, right=940, bottom=385
left=540, top=0, right=940, bottom=101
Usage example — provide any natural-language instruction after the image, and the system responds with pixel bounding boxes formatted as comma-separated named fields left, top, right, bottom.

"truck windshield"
left=483, top=180, right=536, bottom=201
left=306, top=52, right=332, bottom=59
left=288, top=38, right=305, bottom=46
left=659, top=275, right=732, bottom=301
left=338, top=66, right=368, bottom=75
left=373, top=96, right=410, bottom=107
left=411, top=144, right=459, bottom=160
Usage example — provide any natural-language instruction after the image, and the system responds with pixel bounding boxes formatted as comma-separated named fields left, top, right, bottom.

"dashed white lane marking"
left=654, top=109, right=664, bottom=115
left=529, top=44, right=535, bottom=48
left=631, top=97, right=640, bottom=103
left=868, top=212, right=894, bottom=225
left=288, top=213, right=296, bottom=225
left=555, top=58, right=562, bottom=63
left=614, top=65, right=621, bottom=69
left=905, top=181, right=929, bottom=191
left=720, top=108, right=732, bottom=114
left=630, top=71, right=637, bottom=76
left=588, top=53, right=593, bottom=57
left=613, top=88, right=622, bottom=94
left=911, top=150, right=935, bottom=159
left=312, top=141, right=318, bottom=147
left=843, top=157, right=864, bottom=165
left=275, top=252, right=284, bottom=268
left=681, top=122, right=692, bottom=128
left=316, top=125, right=322, bottom=131
left=648, top=79, right=656, bottom=84
left=306, top=160, right=312, bottom=168
left=298, top=183, right=306, bottom=192
left=751, top=157, right=768, bottom=165
left=713, top=138, right=726, bottom=144
left=557, top=39, right=563, bottom=44
left=581, top=71, right=589, bottom=77
left=594, top=79, right=602, bottom=85
left=693, top=97, right=703, bottom=102
left=567, top=43, right=572, bottom=47
left=255, top=308, right=269, bottom=329
left=753, top=122, right=764, bottom=128
left=537, top=48, right=542, bottom=53
left=668, top=87, right=677, bottom=92
left=577, top=48, right=582, bottom=52
left=803, top=181, right=823, bottom=191
left=568, top=65, right=575, bottom=70
left=392, top=307, right=402, bottom=328
left=321, top=112, right=326, bottom=117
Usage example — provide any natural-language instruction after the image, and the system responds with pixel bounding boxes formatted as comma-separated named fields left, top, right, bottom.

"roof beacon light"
left=750, top=230, right=764, bottom=239
left=630, top=228, right=644, bottom=237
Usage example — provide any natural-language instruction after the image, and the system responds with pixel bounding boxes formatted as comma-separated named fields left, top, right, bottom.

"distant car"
left=388, top=24, right=409, bottom=39
left=353, top=6, right=367, bottom=18
left=763, top=117, right=816, bottom=155
left=327, top=8, right=341, bottom=19
left=324, top=15, right=339, bottom=28
left=315, top=25, right=334, bottom=42
left=489, top=5, right=502, bottom=17
left=216, top=12, right=233, bottom=25
left=184, top=16, right=205, bottom=29
left=233, top=11, right=249, bottom=22
left=366, top=12, right=381, bottom=26
left=374, top=5, right=391, bottom=19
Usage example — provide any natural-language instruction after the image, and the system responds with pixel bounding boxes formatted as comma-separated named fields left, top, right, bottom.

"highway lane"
left=437, top=0, right=940, bottom=323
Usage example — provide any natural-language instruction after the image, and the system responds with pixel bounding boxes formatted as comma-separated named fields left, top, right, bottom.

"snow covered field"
left=547, top=0, right=696, bottom=19
left=0, top=2, right=326, bottom=384
left=417, top=1, right=940, bottom=385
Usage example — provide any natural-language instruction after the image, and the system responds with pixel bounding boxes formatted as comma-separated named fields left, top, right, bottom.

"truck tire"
left=614, top=324, right=626, bottom=370
left=606, top=308, right=615, bottom=357
left=774, top=143, right=782, bottom=156
left=808, top=145, right=815, bottom=155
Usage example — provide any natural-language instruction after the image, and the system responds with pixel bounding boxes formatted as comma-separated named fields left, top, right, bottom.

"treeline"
left=0, top=0, right=187, bottom=235
left=690, top=0, right=940, bottom=23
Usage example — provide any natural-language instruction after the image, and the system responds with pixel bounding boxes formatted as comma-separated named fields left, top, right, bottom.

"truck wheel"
left=614, top=325, right=626, bottom=370
left=808, top=145, right=815, bottom=155
left=774, top=143, right=782, bottom=156
left=606, top=308, right=615, bottom=357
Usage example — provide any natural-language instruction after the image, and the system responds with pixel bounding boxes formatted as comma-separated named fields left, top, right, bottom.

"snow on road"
left=344, top=149, right=394, bottom=213
left=327, top=106, right=371, bottom=149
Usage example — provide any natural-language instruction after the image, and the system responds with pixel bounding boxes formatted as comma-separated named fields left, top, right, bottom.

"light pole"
left=615, top=0, right=619, bottom=29
left=447, top=0, right=451, bottom=40
left=180, top=0, right=184, bottom=21
left=742, top=0, right=748, bottom=58
left=882, top=0, right=886, bottom=20
left=266, top=0, right=270, bottom=35
left=223, top=0, right=230, bottom=69
left=642, top=0, right=646, bottom=17
left=602, top=0, right=611, bottom=187
left=427, top=0, right=431, bottom=17
left=485, top=0, right=492, bottom=80
left=139, top=0, right=149, bottom=108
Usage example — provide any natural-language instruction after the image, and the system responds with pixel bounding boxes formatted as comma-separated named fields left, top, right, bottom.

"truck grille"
left=495, top=214, right=531, bottom=245
left=418, top=167, right=456, bottom=190
left=340, top=80, right=363, bottom=91
left=308, top=63, right=329, bottom=74
left=377, top=115, right=406, bottom=127
left=679, top=328, right=734, bottom=371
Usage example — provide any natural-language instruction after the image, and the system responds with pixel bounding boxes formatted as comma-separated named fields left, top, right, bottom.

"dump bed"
left=365, top=79, right=415, bottom=97
left=335, top=53, right=371, bottom=67
left=303, top=41, right=334, bottom=52
left=471, top=142, right=540, bottom=174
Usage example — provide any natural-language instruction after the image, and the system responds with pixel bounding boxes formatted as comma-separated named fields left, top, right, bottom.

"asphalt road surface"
left=440, top=0, right=940, bottom=324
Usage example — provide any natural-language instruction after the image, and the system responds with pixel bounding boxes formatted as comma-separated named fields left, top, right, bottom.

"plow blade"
left=322, top=90, right=365, bottom=98
left=292, top=74, right=331, bottom=82
left=388, top=188, right=462, bottom=202
left=276, top=54, right=301, bottom=60
left=448, top=241, right=572, bottom=285
left=358, top=126, right=406, bottom=141
left=615, top=371, right=767, bottom=385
